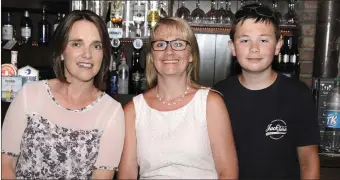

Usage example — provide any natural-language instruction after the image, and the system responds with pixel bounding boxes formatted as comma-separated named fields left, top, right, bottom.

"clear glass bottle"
left=2, top=12, right=15, bottom=41
left=38, top=6, right=51, bottom=46
left=20, top=11, right=33, bottom=46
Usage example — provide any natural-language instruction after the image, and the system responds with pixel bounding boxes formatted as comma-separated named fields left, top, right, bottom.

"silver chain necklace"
left=156, top=86, right=190, bottom=106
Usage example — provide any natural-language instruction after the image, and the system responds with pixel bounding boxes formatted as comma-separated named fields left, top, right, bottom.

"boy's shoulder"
left=213, top=76, right=239, bottom=92
left=277, top=74, right=311, bottom=92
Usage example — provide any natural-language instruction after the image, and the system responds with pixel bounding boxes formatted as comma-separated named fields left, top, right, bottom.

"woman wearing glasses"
left=118, top=17, right=238, bottom=179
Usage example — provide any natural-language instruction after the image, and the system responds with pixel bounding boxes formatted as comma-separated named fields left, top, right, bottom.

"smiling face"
left=62, top=20, right=103, bottom=83
left=151, top=25, right=192, bottom=77
left=229, top=18, right=282, bottom=74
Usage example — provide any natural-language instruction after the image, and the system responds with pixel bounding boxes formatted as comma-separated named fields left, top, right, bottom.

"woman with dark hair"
left=1, top=10, right=124, bottom=179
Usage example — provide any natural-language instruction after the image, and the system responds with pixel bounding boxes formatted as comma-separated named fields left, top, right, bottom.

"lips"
left=77, top=62, right=93, bottom=68
left=162, top=60, right=179, bottom=64
left=247, top=58, right=262, bottom=61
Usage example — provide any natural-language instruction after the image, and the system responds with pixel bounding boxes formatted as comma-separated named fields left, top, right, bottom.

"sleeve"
left=93, top=103, right=125, bottom=170
left=293, top=86, right=320, bottom=147
left=1, top=84, right=28, bottom=157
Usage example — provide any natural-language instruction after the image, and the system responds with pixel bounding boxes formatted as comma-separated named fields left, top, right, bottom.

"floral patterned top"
left=2, top=80, right=125, bottom=179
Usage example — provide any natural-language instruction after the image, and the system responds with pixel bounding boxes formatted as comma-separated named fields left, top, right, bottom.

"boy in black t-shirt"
left=213, top=3, right=320, bottom=179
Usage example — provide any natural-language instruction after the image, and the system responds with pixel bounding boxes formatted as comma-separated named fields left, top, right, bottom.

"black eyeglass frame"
left=150, top=39, right=191, bottom=51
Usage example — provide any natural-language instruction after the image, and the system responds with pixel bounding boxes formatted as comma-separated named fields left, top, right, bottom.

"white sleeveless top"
left=133, top=89, right=217, bottom=179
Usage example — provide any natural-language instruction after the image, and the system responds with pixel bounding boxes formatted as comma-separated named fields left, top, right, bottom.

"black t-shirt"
left=213, top=74, right=319, bottom=180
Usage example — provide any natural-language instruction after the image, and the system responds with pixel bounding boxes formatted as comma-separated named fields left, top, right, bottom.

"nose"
left=82, top=46, right=92, bottom=59
left=249, top=42, right=259, bottom=53
left=164, top=42, right=174, bottom=55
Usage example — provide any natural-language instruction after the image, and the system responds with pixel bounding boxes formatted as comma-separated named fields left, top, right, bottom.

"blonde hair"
left=145, top=17, right=200, bottom=88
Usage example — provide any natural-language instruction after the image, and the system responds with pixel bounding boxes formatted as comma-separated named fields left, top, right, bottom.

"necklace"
left=156, top=86, right=190, bottom=106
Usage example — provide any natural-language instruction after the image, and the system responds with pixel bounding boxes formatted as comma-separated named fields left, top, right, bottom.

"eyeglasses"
left=235, top=5, right=275, bottom=21
left=151, top=39, right=191, bottom=51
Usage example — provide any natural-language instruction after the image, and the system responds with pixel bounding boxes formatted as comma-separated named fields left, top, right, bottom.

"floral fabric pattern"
left=15, top=113, right=103, bottom=179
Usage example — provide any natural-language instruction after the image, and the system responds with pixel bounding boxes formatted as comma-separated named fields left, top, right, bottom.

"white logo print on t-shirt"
left=265, top=119, right=287, bottom=140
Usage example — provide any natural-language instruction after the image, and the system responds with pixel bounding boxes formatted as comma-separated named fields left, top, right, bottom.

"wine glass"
left=272, top=0, right=284, bottom=25
left=283, top=0, right=299, bottom=25
left=216, top=0, right=228, bottom=24
left=206, top=0, right=218, bottom=24
left=175, top=0, right=191, bottom=21
left=225, top=0, right=235, bottom=25
left=191, top=0, right=206, bottom=24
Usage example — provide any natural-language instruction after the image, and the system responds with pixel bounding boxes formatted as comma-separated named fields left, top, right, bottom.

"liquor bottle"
left=53, top=13, right=62, bottom=32
left=2, top=12, right=15, bottom=42
left=289, top=36, right=300, bottom=79
left=130, top=39, right=144, bottom=94
left=147, top=1, right=160, bottom=31
left=20, top=11, right=33, bottom=46
left=280, top=36, right=291, bottom=76
left=108, top=54, right=118, bottom=95
left=118, top=52, right=129, bottom=94
left=38, top=7, right=52, bottom=46
left=159, top=0, right=167, bottom=18
left=106, top=1, right=115, bottom=40
left=321, top=65, right=340, bottom=156
left=133, top=1, right=146, bottom=37
left=111, top=38, right=121, bottom=61
left=111, top=0, right=123, bottom=39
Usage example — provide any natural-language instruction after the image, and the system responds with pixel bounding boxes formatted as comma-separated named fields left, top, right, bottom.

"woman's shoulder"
left=21, top=79, right=48, bottom=93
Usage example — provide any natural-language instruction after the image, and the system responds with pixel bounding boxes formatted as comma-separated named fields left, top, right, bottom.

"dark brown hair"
left=50, top=10, right=111, bottom=91
left=230, top=4, right=281, bottom=42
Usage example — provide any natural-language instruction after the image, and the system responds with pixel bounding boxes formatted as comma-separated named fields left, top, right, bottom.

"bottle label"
left=109, top=75, right=118, bottom=94
left=2, top=25, right=13, bottom=40
left=283, top=54, right=290, bottom=63
left=290, top=54, right=296, bottom=64
left=133, top=4, right=145, bottom=24
left=118, top=68, right=129, bottom=80
left=326, top=111, right=340, bottom=128
left=132, top=72, right=141, bottom=82
left=107, top=27, right=115, bottom=39
left=112, top=28, right=123, bottom=39
left=21, top=27, right=31, bottom=38
left=54, top=23, right=59, bottom=31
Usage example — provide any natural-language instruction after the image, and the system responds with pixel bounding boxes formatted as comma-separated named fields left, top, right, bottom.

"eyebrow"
left=68, top=39, right=102, bottom=44
left=236, top=34, right=272, bottom=38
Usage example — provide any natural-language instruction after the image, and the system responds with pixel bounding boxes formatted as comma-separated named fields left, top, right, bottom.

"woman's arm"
left=91, top=103, right=125, bottom=179
left=206, top=91, right=238, bottom=179
left=1, top=154, right=17, bottom=179
left=117, top=101, right=139, bottom=179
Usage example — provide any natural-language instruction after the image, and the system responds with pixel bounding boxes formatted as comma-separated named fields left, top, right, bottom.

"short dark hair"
left=50, top=10, right=111, bottom=91
left=230, top=3, right=280, bottom=41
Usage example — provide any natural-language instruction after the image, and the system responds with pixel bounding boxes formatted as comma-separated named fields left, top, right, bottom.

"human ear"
left=228, top=40, right=236, bottom=56
left=275, top=38, right=283, bottom=56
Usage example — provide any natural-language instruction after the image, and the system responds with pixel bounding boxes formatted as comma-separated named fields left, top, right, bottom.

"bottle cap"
left=133, top=39, right=143, bottom=49
left=111, top=38, right=120, bottom=48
